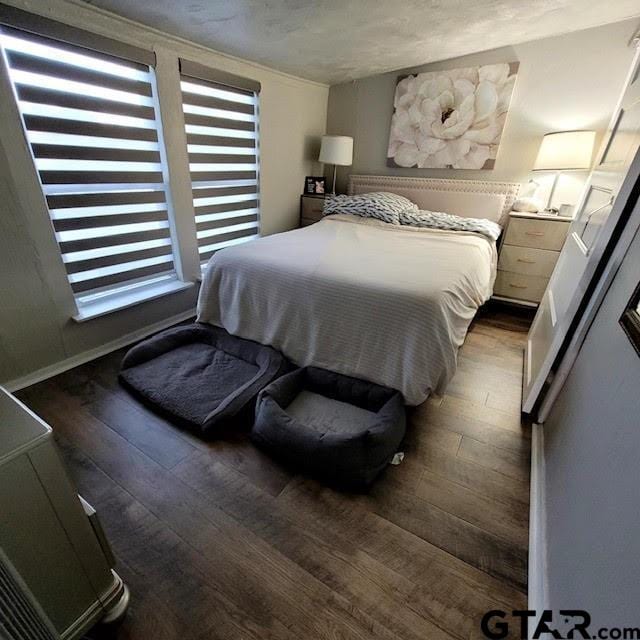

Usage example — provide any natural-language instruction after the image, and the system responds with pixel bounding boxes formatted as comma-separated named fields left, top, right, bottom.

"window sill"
left=73, top=278, right=195, bottom=323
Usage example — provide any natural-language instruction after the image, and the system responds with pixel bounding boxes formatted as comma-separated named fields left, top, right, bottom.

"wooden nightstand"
left=300, top=194, right=325, bottom=227
left=494, top=211, right=572, bottom=306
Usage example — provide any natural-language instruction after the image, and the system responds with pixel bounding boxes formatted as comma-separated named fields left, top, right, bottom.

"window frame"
left=0, top=8, right=262, bottom=321
left=178, top=58, right=262, bottom=268
left=0, top=26, right=181, bottom=305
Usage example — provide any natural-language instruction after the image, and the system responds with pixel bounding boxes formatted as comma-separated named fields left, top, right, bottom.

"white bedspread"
left=197, top=214, right=496, bottom=405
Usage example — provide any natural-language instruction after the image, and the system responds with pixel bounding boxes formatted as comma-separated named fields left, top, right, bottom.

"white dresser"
left=0, top=387, right=128, bottom=639
left=494, top=212, right=572, bottom=305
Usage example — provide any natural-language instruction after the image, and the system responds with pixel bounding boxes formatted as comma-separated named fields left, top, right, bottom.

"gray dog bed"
left=119, top=324, right=286, bottom=434
left=252, top=367, right=406, bottom=488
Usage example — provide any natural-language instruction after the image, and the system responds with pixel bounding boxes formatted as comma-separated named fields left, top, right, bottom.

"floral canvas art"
left=387, top=62, right=518, bottom=170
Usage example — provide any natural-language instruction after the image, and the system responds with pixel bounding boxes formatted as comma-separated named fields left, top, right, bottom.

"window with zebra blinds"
left=0, top=14, right=260, bottom=316
left=179, top=59, right=260, bottom=266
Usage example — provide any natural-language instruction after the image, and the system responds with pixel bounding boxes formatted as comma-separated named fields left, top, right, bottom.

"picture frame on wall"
left=386, top=62, right=519, bottom=170
left=304, top=176, right=326, bottom=195
left=620, top=279, right=640, bottom=357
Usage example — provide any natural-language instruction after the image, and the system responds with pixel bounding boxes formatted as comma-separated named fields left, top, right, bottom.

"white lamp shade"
left=319, top=135, right=353, bottom=166
left=533, top=130, right=596, bottom=171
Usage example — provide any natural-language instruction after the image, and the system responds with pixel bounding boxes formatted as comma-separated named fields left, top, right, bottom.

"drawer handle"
left=509, top=283, right=528, bottom=289
left=525, top=231, right=545, bottom=237
left=517, top=258, right=536, bottom=264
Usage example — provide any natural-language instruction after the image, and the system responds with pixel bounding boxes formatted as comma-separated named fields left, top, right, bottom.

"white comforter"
left=197, top=214, right=496, bottom=405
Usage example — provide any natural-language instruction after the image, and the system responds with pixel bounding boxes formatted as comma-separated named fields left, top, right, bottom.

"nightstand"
left=494, top=211, right=572, bottom=305
left=300, top=194, right=325, bottom=227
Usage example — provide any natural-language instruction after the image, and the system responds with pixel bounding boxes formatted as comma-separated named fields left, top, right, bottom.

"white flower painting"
left=387, top=62, right=518, bottom=170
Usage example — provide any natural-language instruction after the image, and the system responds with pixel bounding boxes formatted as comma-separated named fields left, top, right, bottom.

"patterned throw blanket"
left=323, top=192, right=501, bottom=241
left=323, top=192, right=418, bottom=225
left=399, top=209, right=502, bottom=241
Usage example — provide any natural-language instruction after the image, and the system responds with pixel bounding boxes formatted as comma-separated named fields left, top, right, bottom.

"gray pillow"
left=323, top=191, right=417, bottom=225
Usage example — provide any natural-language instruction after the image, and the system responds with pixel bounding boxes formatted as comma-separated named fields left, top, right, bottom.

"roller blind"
left=179, top=60, right=260, bottom=264
left=0, top=26, right=176, bottom=298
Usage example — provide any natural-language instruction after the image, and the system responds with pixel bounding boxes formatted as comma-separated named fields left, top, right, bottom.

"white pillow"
left=513, top=196, right=544, bottom=213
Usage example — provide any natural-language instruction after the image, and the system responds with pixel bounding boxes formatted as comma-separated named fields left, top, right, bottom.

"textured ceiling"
left=81, top=0, right=640, bottom=84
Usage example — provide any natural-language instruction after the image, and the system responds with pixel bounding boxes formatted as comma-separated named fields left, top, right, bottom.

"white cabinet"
left=0, top=387, right=128, bottom=639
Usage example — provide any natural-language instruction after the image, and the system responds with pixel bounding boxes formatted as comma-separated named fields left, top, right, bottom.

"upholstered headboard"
left=348, top=175, right=520, bottom=226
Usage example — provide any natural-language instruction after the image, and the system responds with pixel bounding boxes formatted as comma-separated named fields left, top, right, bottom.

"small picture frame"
left=620, top=280, right=640, bottom=357
left=304, top=176, right=326, bottom=195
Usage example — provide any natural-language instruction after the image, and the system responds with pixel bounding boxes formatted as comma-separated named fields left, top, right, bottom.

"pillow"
left=512, top=196, right=544, bottom=213
left=323, top=192, right=417, bottom=225
left=399, top=209, right=502, bottom=241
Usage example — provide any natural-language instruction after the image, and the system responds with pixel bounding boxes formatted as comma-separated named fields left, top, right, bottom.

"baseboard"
left=528, top=422, right=548, bottom=618
left=3, top=309, right=196, bottom=393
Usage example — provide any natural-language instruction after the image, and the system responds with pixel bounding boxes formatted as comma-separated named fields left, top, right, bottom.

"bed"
left=197, top=175, right=519, bottom=405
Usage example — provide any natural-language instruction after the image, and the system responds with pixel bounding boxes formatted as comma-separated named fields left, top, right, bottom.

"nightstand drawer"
left=494, top=270, right=549, bottom=303
left=504, top=217, right=570, bottom=250
left=498, top=245, right=559, bottom=278
left=301, top=196, right=325, bottom=220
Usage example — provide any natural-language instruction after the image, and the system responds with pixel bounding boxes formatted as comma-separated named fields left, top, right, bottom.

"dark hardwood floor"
left=17, top=303, right=533, bottom=640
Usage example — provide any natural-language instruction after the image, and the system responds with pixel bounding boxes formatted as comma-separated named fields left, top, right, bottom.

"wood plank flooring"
left=16, top=302, right=533, bottom=640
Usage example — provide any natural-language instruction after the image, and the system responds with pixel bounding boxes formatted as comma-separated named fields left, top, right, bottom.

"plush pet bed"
left=252, top=367, right=406, bottom=488
left=119, top=323, right=286, bottom=434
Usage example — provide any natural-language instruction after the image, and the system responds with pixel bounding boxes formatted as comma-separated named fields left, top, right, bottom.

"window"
left=0, top=25, right=177, bottom=304
left=179, top=59, right=260, bottom=265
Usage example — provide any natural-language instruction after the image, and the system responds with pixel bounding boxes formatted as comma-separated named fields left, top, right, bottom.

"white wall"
left=0, top=0, right=328, bottom=386
left=326, top=19, right=639, bottom=205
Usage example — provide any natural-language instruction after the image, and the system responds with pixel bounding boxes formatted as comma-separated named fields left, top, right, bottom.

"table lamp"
left=533, top=130, right=596, bottom=211
left=319, top=135, right=353, bottom=195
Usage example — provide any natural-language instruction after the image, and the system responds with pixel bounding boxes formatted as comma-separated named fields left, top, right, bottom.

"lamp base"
left=545, top=171, right=560, bottom=210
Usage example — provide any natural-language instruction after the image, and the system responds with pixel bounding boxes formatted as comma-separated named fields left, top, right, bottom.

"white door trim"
left=528, top=423, right=548, bottom=619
